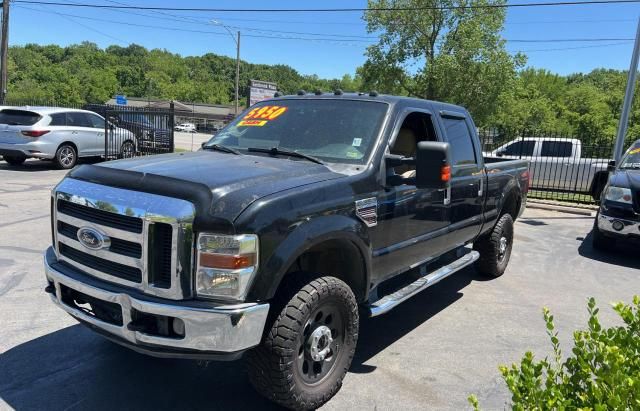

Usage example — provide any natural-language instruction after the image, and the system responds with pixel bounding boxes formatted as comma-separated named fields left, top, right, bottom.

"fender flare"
left=249, top=215, right=372, bottom=302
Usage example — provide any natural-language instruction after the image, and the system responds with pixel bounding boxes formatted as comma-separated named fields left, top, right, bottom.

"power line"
left=12, top=0, right=640, bottom=12
left=16, top=6, right=637, bottom=44
left=511, top=41, right=632, bottom=52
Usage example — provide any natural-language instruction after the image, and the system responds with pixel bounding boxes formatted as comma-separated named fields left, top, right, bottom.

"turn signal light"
left=199, top=253, right=256, bottom=270
left=21, top=130, right=50, bottom=138
left=440, top=165, right=451, bottom=182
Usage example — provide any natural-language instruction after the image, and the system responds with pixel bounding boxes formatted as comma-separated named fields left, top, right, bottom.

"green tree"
left=362, top=0, right=525, bottom=123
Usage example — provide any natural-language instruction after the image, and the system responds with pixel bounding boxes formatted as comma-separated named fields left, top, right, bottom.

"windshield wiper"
left=202, top=144, right=242, bottom=155
left=247, top=147, right=325, bottom=165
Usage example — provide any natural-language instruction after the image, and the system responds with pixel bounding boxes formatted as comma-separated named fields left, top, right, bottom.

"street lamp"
left=211, top=20, right=240, bottom=116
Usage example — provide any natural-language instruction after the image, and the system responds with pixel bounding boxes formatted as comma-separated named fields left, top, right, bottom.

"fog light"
left=612, top=220, right=624, bottom=231
left=172, top=318, right=185, bottom=337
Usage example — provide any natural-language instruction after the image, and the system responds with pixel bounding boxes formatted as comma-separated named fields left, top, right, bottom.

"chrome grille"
left=52, top=178, right=195, bottom=300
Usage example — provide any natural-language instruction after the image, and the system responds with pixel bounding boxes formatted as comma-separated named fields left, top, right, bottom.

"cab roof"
left=266, top=92, right=468, bottom=115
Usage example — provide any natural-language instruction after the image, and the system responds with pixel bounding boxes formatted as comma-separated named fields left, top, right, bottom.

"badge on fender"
left=355, top=197, right=377, bottom=227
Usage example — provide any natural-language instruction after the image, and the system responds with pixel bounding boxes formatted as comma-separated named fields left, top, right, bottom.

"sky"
left=8, top=0, right=640, bottom=79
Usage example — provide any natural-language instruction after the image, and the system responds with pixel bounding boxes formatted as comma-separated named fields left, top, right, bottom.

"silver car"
left=0, top=107, right=137, bottom=169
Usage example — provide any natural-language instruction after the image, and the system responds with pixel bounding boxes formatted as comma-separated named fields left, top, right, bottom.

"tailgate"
left=0, top=125, right=31, bottom=144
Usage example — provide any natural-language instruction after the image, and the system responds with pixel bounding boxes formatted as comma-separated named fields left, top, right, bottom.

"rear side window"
left=67, top=112, right=93, bottom=128
left=441, top=116, right=477, bottom=166
left=541, top=141, right=572, bottom=157
left=503, top=141, right=536, bottom=156
left=0, top=109, right=42, bottom=125
left=49, top=113, right=67, bottom=126
left=86, top=113, right=105, bottom=129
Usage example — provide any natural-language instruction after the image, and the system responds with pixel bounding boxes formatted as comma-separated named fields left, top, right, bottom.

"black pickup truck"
left=593, top=139, right=640, bottom=249
left=44, top=93, right=529, bottom=410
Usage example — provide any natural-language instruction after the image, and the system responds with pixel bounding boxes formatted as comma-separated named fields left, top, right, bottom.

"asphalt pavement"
left=1, top=159, right=638, bottom=410
left=174, top=131, right=212, bottom=152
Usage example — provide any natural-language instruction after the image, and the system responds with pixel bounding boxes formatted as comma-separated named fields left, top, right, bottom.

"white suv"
left=0, top=107, right=137, bottom=169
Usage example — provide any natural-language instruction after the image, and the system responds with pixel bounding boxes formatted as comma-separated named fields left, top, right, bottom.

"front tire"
left=474, top=213, right=514, bottom=278
left=119, top=140, right=136, bottom=159
left=247, top=276, right=359, bottom=410
left=3, top=155, right=26, bottom=166
left=55, top=144, right=77, bottom=169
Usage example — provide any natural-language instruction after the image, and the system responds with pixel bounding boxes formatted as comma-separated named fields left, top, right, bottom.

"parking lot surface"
left=174, top=131, right=212, bottom=152
left=1, top=160, right=638, bottom=410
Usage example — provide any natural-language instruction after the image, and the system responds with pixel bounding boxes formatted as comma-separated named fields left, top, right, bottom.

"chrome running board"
left=367, top=250, right=480, bottom=317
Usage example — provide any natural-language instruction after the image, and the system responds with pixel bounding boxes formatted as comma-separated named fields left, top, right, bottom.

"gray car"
left=0, top=107, right=136, bottom=169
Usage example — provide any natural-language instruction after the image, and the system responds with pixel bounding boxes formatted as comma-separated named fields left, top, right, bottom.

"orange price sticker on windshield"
left=238, top=119, right=267, bottom=127
left=630, top=148, right=640, bottom=154
left=243, top=105, right=288, bottom=121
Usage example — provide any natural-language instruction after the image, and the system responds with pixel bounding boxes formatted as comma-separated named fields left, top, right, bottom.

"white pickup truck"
left=487, top=137, right=610, bottom=197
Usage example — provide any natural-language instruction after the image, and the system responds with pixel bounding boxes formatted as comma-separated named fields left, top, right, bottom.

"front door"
left=368, top=110, right=450, bottom=283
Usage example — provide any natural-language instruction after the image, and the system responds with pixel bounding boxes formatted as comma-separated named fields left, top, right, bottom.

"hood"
left=610, top=169, right=640, bottom=192
left=81, top=151, right=345, bottom=221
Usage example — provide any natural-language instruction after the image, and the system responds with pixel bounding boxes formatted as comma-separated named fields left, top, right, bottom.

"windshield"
left=620, top=143, right=640, bottom=169
left=205, top=99, right=388, bottom=164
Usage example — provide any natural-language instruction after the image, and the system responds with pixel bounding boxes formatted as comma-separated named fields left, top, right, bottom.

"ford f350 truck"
left=44, top=93, right=529, bottom=410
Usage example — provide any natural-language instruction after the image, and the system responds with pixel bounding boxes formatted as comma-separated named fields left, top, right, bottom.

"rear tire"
left=247, top=275, right=359, bottom=411
left=55, top=144, right=77, bottom=169
left=3, top=155, right=26, bottom=166
left=474, top=213, right=514, bottom=278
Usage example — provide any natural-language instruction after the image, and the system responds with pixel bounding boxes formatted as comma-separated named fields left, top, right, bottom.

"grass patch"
left=528, top=189, right=595, bottom=204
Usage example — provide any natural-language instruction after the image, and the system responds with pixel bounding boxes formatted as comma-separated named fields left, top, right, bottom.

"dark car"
left=45, top=93, right=529, bottom=410
left=113, top=112, right=172, bottom=154
left=593, top=139, right=640, bottom=249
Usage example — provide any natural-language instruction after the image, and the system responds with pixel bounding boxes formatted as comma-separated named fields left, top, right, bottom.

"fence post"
left=169, top=100, right=175, bottom=153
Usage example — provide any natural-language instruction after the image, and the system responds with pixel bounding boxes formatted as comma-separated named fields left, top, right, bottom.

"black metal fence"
left=478, top=128, right=622, bottom=204
left=84, top=104, right=174, bottom=159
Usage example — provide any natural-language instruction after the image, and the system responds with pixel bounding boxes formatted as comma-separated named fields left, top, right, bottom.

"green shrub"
left=470, top=296, right=640, bottom=410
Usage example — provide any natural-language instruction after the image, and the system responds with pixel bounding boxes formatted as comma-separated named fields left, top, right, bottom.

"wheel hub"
left=499, top=237, right=508, bottom=257
left=307, top=325, right=333, bottom=361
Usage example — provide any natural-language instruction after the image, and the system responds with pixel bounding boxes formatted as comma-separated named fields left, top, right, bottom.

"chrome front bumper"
left=597, top=213, right=640, bottom=236
left=44, top=247, right=269, bottom=358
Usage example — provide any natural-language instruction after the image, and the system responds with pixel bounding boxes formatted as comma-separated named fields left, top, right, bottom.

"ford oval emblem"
left=77, top=227, right=110, bottom=250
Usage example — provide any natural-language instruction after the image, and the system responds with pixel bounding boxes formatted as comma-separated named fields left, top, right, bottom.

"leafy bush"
left=470, top=296, right=640, bottom=410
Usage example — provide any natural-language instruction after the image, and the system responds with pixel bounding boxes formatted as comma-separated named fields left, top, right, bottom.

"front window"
left=205, top=99, right=388, bottom=164
left=620, top=142, right=640, bottom=169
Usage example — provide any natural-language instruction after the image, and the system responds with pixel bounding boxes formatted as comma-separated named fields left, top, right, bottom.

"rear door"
left=437, top=111, right=484, bottom=246
left=85, top=112, right=106, bottom=155
left=66, top=112, right=100, bottom=156
left=535, top=140, right=574, bottom=190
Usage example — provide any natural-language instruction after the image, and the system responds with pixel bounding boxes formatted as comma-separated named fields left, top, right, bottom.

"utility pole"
left=235, top=31, right=240, bottom=115
left=613, top=16, right=640, bottom=163
left=211, top=20, right=241, bottom=116
left=0, top=0, right=10, bottom=105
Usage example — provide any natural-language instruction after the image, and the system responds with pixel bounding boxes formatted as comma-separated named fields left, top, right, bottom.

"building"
left=105, top=97, right=242, bottom=131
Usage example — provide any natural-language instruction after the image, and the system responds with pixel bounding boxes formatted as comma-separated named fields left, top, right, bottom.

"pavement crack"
left=0, top=214, right=49, bottom=228
left=0, top=271, right=27, bottom=297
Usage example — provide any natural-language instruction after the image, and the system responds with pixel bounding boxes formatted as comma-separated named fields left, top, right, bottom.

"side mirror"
left=416, top=141, right=451, bottom=190
left=201, top=142, right=207, bottom=149
left=496, top=149, right=504, bottom=157
left=607, top=160, right=616, bottom=172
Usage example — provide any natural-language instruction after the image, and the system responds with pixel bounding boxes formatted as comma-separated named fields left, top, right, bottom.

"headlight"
left=604, top=186, right=633, bottom=204
left=195, top=233, right=258, bottom=301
